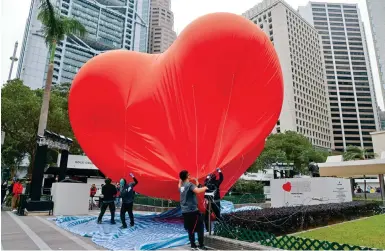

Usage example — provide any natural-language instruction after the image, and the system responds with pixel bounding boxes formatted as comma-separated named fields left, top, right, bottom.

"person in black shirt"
left=8, top=179, right=14, bottom=195
left=204, top=168, right=223, bottom=231
left=119, top=173, right=138, bottom=229
left=98, top=184, right=104, bottom=208
left=97, top=178, right=117, bottom=224
left=25, top=179, right=31, bottom=198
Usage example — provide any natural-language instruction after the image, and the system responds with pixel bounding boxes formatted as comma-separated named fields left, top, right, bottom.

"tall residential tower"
left=299, top=2, right=381, bottom=153
left=17, top=0, right=150, bottom=89
left=148, top=0, right=176, bottom=53
left=366, top=0, right=385, bottom=109
left=244, top=0, right=334, bottom=151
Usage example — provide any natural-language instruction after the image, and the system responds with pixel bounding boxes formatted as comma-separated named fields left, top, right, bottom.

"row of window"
left=330, top=108, right=374, bottom=114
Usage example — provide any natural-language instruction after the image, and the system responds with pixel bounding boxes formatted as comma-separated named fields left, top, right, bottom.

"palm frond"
left=61, top=17, right=87, bottom=37
left=37, top=0, right=86, bottom=50
left=37, top=0, right=61, bottom=47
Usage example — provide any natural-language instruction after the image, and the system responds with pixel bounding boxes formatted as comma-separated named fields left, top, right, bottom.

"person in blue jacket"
left=119, top=173, right=138, bottom=228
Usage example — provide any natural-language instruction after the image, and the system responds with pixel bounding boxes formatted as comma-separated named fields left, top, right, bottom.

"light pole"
left=8, top=41, right=18, bottom=81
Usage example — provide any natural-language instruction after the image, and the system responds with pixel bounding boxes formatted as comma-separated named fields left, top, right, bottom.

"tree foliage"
left=38, top=0, right=86, bottom=52
left=249, top=131, right=329, bottom=173
left=342, top=145, right=375, bottom=161
left=231, top=180, right=264, bottom=194
left=1, top=80, right=82, bottom=175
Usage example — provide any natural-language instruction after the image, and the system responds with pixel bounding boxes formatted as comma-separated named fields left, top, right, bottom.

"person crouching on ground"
left=178, top=170, right=208, bottom=250
left=97, top=178, right=117, bottom=224
left=119, top=173, right=138, bottom=229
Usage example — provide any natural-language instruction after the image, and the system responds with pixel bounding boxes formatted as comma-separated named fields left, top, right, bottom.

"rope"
left=215, top=74, right=235, bottom=166
left=192, top=84, right=199, bottom=178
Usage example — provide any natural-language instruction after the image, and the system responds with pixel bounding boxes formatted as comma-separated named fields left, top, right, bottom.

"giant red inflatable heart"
left=69, top=13, right=283, bottom=201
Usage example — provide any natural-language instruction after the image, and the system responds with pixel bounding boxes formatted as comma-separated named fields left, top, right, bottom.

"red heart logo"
left=282, top=182, right=292, bottom=192
left=69, top=13, right=283, bottom=201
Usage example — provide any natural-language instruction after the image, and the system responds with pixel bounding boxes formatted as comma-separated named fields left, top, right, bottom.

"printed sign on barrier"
left=271, top=177, right=352, bottom=207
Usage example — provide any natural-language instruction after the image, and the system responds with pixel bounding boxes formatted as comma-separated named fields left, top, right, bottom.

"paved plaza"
left=1, top=211, right=190, bottom=250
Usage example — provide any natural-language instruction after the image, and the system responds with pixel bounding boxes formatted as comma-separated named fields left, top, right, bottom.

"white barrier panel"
left=271, top=177, right=352, bottom=208
left=52, top=183, right=89, bottom=215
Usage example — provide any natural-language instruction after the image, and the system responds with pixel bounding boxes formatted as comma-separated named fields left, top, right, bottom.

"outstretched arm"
left=130, top=173, right=138, bottom=187
left=132, top=177, right=138, bottom=187
left=193, top=186, right=208, bottom=194
left=217, top=168, right=224, bottom=186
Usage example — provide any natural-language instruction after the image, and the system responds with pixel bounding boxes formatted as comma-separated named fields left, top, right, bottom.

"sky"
left=0, top=0, right=383, bottom=110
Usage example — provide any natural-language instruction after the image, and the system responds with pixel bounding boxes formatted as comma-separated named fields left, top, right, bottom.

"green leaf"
left=1, top=80, right=83, bottom=175
left=248, top=131, right=329, bottom=173
left=37, top=0, right=86, bottom=50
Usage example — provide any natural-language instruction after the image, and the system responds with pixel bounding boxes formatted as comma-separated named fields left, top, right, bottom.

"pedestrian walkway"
left=1, top=211, right=190, bottom=250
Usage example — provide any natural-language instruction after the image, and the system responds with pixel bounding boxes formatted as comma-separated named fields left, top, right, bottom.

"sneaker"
left=191, top=245, right=198, bottom=251
left=120, top=225, right=127, bottom=229
left=97, top=220, right=102, bottom=224
left=198, top=246, right=208, bottom=250
left=111, top=221, right=116, bottom=225
left=130, top=222, right=134, bottom=227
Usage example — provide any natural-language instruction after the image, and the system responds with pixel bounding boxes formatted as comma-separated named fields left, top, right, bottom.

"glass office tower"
left=17, top=0, right=150, bottom=88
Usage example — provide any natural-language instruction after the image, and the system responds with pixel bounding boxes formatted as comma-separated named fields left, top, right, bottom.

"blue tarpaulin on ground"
left=52, top=201, right=261, bottom=250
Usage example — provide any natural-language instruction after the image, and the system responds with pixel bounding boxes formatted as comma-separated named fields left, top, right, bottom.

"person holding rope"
left=204, top=168, right=223, bottom=231
left=178, top=170, right=208, bottom=250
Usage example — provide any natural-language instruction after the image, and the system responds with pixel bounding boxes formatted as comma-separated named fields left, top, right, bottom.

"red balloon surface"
left=69, top=13, right=283, bottom=201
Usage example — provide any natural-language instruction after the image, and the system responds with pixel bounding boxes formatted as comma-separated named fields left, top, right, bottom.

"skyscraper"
left=17, top=0, right=150, bottom=89
left=148, top=0, right=176, bottom=53
left=299, top=2, right=381, bottom=153
left=244, top=0, right=334, bottom=151
left=366, top=0, right=385, bottom=109
left=380, top=111, right=385, bottom=130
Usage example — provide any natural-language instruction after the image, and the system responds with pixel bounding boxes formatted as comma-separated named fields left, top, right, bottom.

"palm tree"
left=342, top=145, right=375, bottom=161
left=36, top=0, right=86, bottom=135
left=343, top=145, right=376, bottom=200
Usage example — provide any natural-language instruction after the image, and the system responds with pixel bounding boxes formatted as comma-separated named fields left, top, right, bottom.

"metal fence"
left=134, top=195, right=179, bottom=207
left=214, top=224, right=378, bottom=250
left=132, top=193, right=266, bottom=207
left=222, top=193, right=266, bottom=204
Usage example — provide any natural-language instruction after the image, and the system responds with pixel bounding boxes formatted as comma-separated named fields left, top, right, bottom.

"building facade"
left=148, top=0, right=176, bottom=53
left=17, top=0, right=150, bottom=89
left=380, top=111, right=385, bottom=130
left=243, top=0, right=334, bottom=150
left=366, top=0, right=385, bottom=109
left=299, top=2, right=381, bottom=152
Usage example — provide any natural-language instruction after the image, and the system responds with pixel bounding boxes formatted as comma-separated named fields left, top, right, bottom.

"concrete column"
left=379, top=174, right=385, bottom=205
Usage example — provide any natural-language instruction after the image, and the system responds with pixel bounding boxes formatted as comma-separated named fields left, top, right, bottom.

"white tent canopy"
left=319, top=150, right=385, bottom=204
left=319, top=158, right=385, bottom=177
